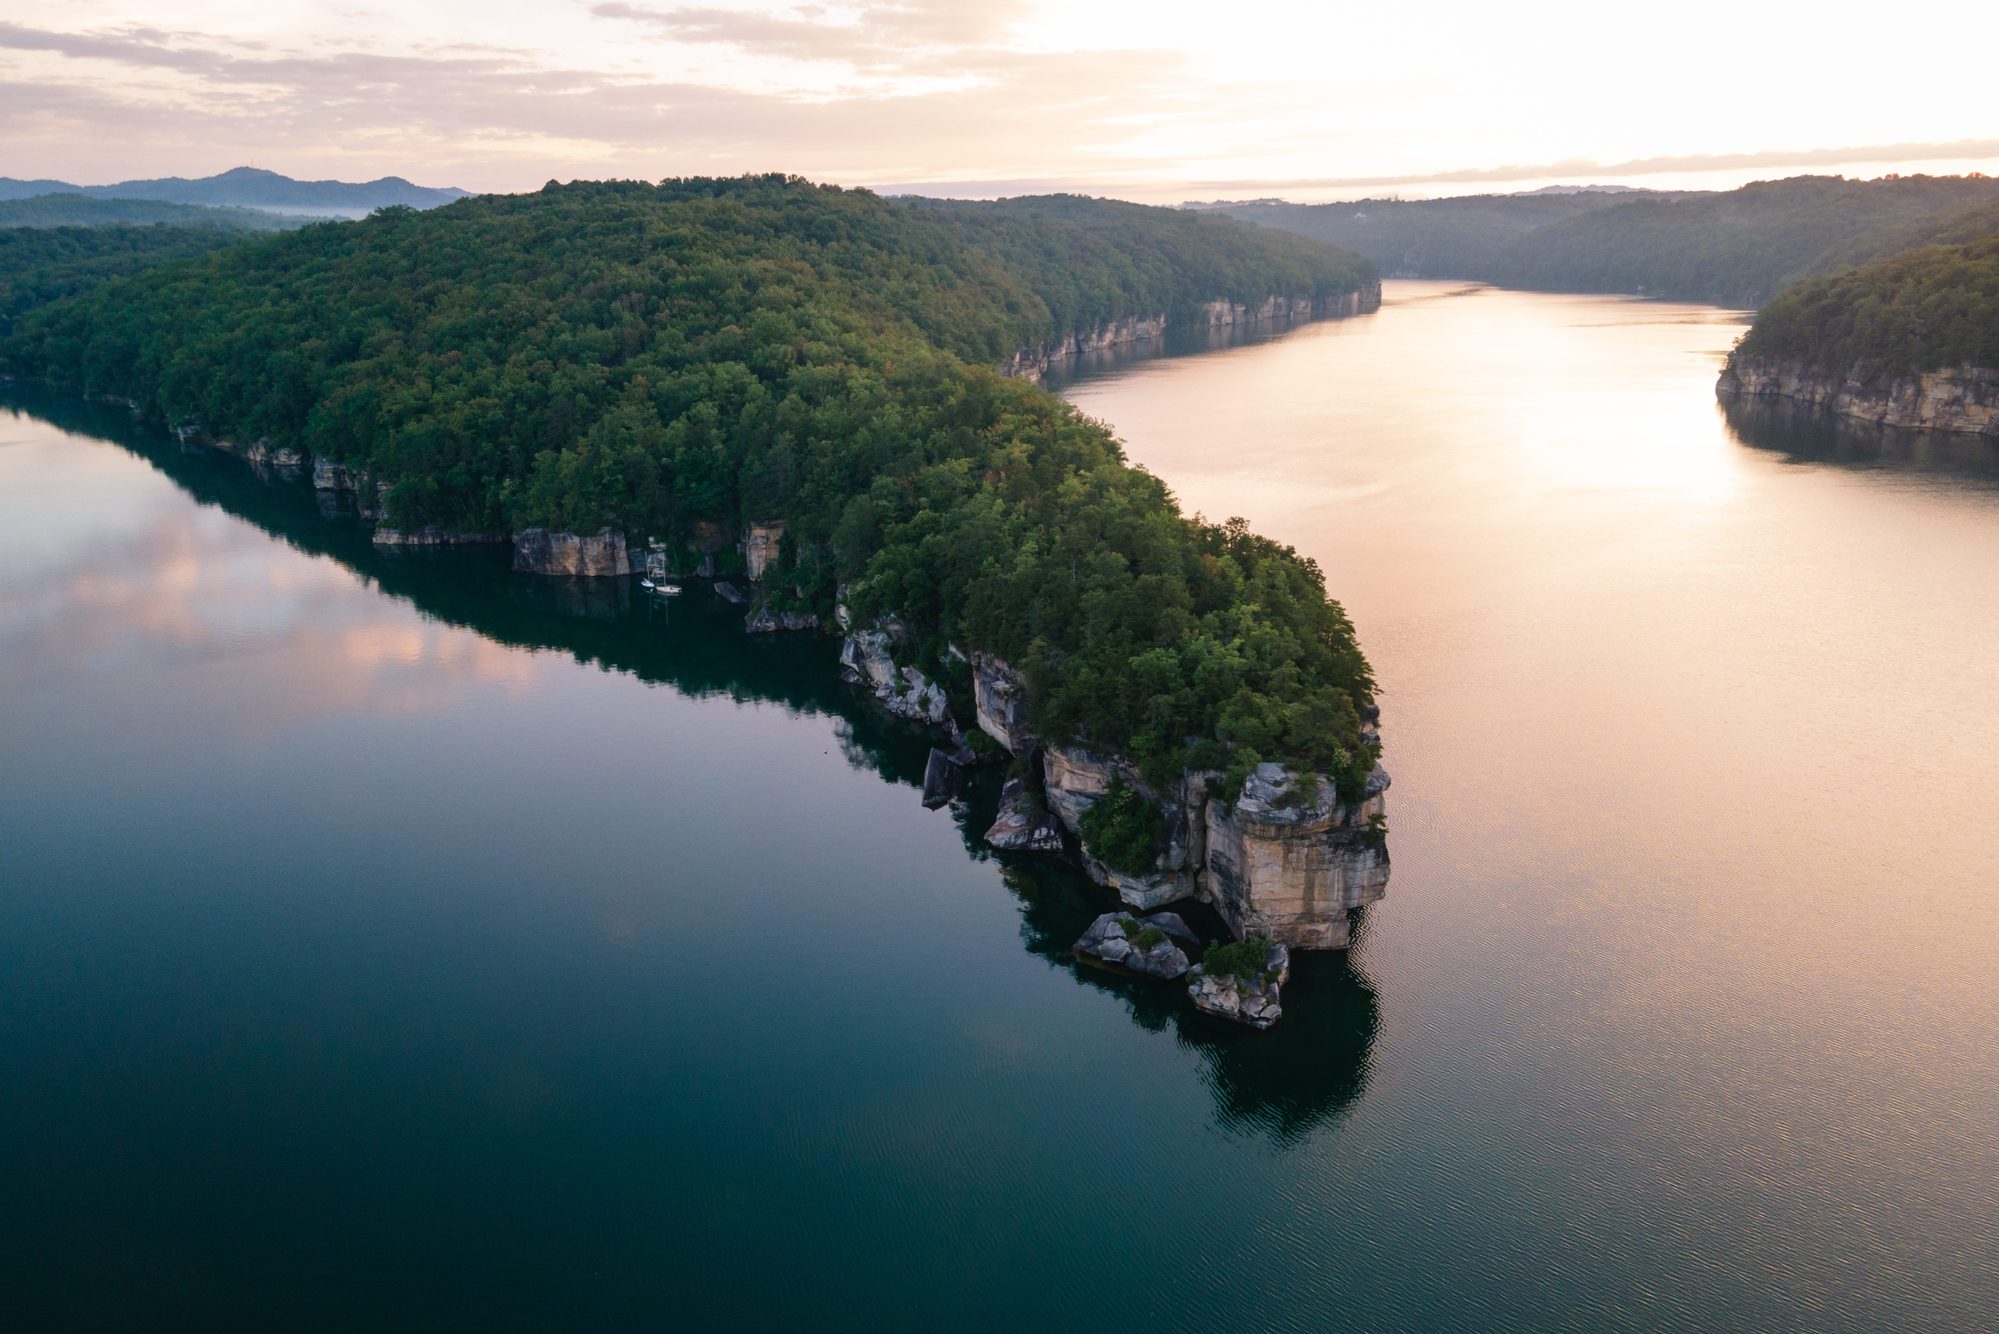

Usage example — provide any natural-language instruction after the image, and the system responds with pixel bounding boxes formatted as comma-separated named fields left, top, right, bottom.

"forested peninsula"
left=1719, top=225, right=1999, bottom=436
left=1, top=175, right=1391, bottom=954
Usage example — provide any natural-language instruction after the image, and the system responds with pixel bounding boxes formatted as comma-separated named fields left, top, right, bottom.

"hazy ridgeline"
left=1213, top=174, right=1999, bottom=306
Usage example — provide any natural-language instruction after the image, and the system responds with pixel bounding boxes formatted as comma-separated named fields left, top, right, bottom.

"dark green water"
left=3, top=282, right=1995, bottom=1330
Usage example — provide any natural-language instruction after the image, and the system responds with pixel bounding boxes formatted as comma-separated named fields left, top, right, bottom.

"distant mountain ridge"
left=0, top=167, right=470, bottom=218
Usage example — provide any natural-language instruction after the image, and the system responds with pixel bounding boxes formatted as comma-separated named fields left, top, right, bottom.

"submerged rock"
left=712, top=580, right=747, bottom=605
left=984, top=778, right=1065, bottom=852
left=1187, top=939, right=1291, bottom=1029
left=1074, top=912, right=1192, bottom=980
left=744, top=602, right=819, bottom=633
left=921, top=748, right=964, bottom=809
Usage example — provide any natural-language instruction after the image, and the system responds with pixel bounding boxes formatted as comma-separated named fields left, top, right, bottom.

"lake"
left=2, top=281, right=1994, bottom=1330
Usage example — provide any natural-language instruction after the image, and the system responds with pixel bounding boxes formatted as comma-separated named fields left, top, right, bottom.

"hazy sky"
left=4, top=0, right=1996, bottom=200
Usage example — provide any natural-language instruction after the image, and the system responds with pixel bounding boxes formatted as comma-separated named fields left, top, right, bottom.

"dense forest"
left=1216, top=175, right=1999, bottom=306
left=1733, top=229, right=1999, bottom=376
left=0, top=225, right=251, bottom=336
left=0, top=176, right=1381, bottom=797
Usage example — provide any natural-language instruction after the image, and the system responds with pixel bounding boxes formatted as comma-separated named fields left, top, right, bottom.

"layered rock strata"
left=1719, top=357, right=1999, bottom=437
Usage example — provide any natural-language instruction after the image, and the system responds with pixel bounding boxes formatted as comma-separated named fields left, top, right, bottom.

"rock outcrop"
left=984, top=778, right=1066, bottom=852
left=840, top=628, right=950, bottom=724
left=1187, top=940, right=1290, bottom=1029
left=311, top=456, right=354, bottom=492
left=512, top=527, right=630, bottom=577
left=966, top=654, right=1387, bottom=945
left=1073, top=911, right=1197, bottom=980
left=1719, top=356, right=1999, bottom=437
left=1003, top=312, right=1168, bottom=379
left=1042, top=745, right=1204, bottom=910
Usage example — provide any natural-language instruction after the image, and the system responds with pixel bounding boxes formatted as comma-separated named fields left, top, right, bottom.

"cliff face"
left=973, top=656, right=1388, bottom=947
left=512, top=527, right=631, bottom=577
left=743, top=521, right=786, bottom=580
left=1002, top=284, right=1382, bottom=380
left=970, top=652, right=1035, bottom=755
left=1719, top=356, right=1999, bottom=437
left=1204, top=763, right=1389, bottom=951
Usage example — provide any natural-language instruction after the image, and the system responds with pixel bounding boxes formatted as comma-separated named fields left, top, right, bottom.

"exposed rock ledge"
left=1001, top=285, right=1382, bottom=380
left=1719, top=356, right=1999, bottom=437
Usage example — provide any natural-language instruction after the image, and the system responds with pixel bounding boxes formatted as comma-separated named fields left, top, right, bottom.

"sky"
left=3, top=0, right=1997, bottom=202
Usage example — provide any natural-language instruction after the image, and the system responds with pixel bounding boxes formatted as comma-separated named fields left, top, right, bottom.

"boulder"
left=1074, top=912, right=1192, bottom=980
left=1187, top=940, right=1291, bottom=1029
left=984, top=778, right=1065, bottom=853
left=713, top=580, right=747, bottom=605
left=921, top=749, right=964, bottom=809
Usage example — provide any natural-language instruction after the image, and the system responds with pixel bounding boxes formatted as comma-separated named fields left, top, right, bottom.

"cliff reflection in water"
left=2, top=385, right=1377, bottom=1140
left=1720, top=395, right=1999, bottom=480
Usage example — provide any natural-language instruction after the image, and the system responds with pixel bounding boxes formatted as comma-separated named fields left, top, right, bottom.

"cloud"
left=0, top=11, right=1203, bottom=188
left=590, top=2, right=1010, bottom=74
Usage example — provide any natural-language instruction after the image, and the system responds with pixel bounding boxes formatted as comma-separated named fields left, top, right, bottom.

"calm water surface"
left=3, top=281, right=1994, bottom=1330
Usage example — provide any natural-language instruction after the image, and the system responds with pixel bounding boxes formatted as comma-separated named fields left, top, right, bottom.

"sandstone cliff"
left=1719, top=355, right=1999, bottom=437
left=1001, top=284, right=1382, bottom=380
left=743, top=521, right=786, bottom=581
left=512, top=527, right=631, bottom=577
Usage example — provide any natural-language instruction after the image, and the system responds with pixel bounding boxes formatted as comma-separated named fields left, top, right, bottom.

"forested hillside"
left=1, top=176, right=1381, bottom=796
left=1733, top=230, right=1999, bottom=376
left=1217, top=175, right=1999, bottom=306
left=0, top=225, right=253, bottom=335
left=917, top=194, right=1375, bottom=332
